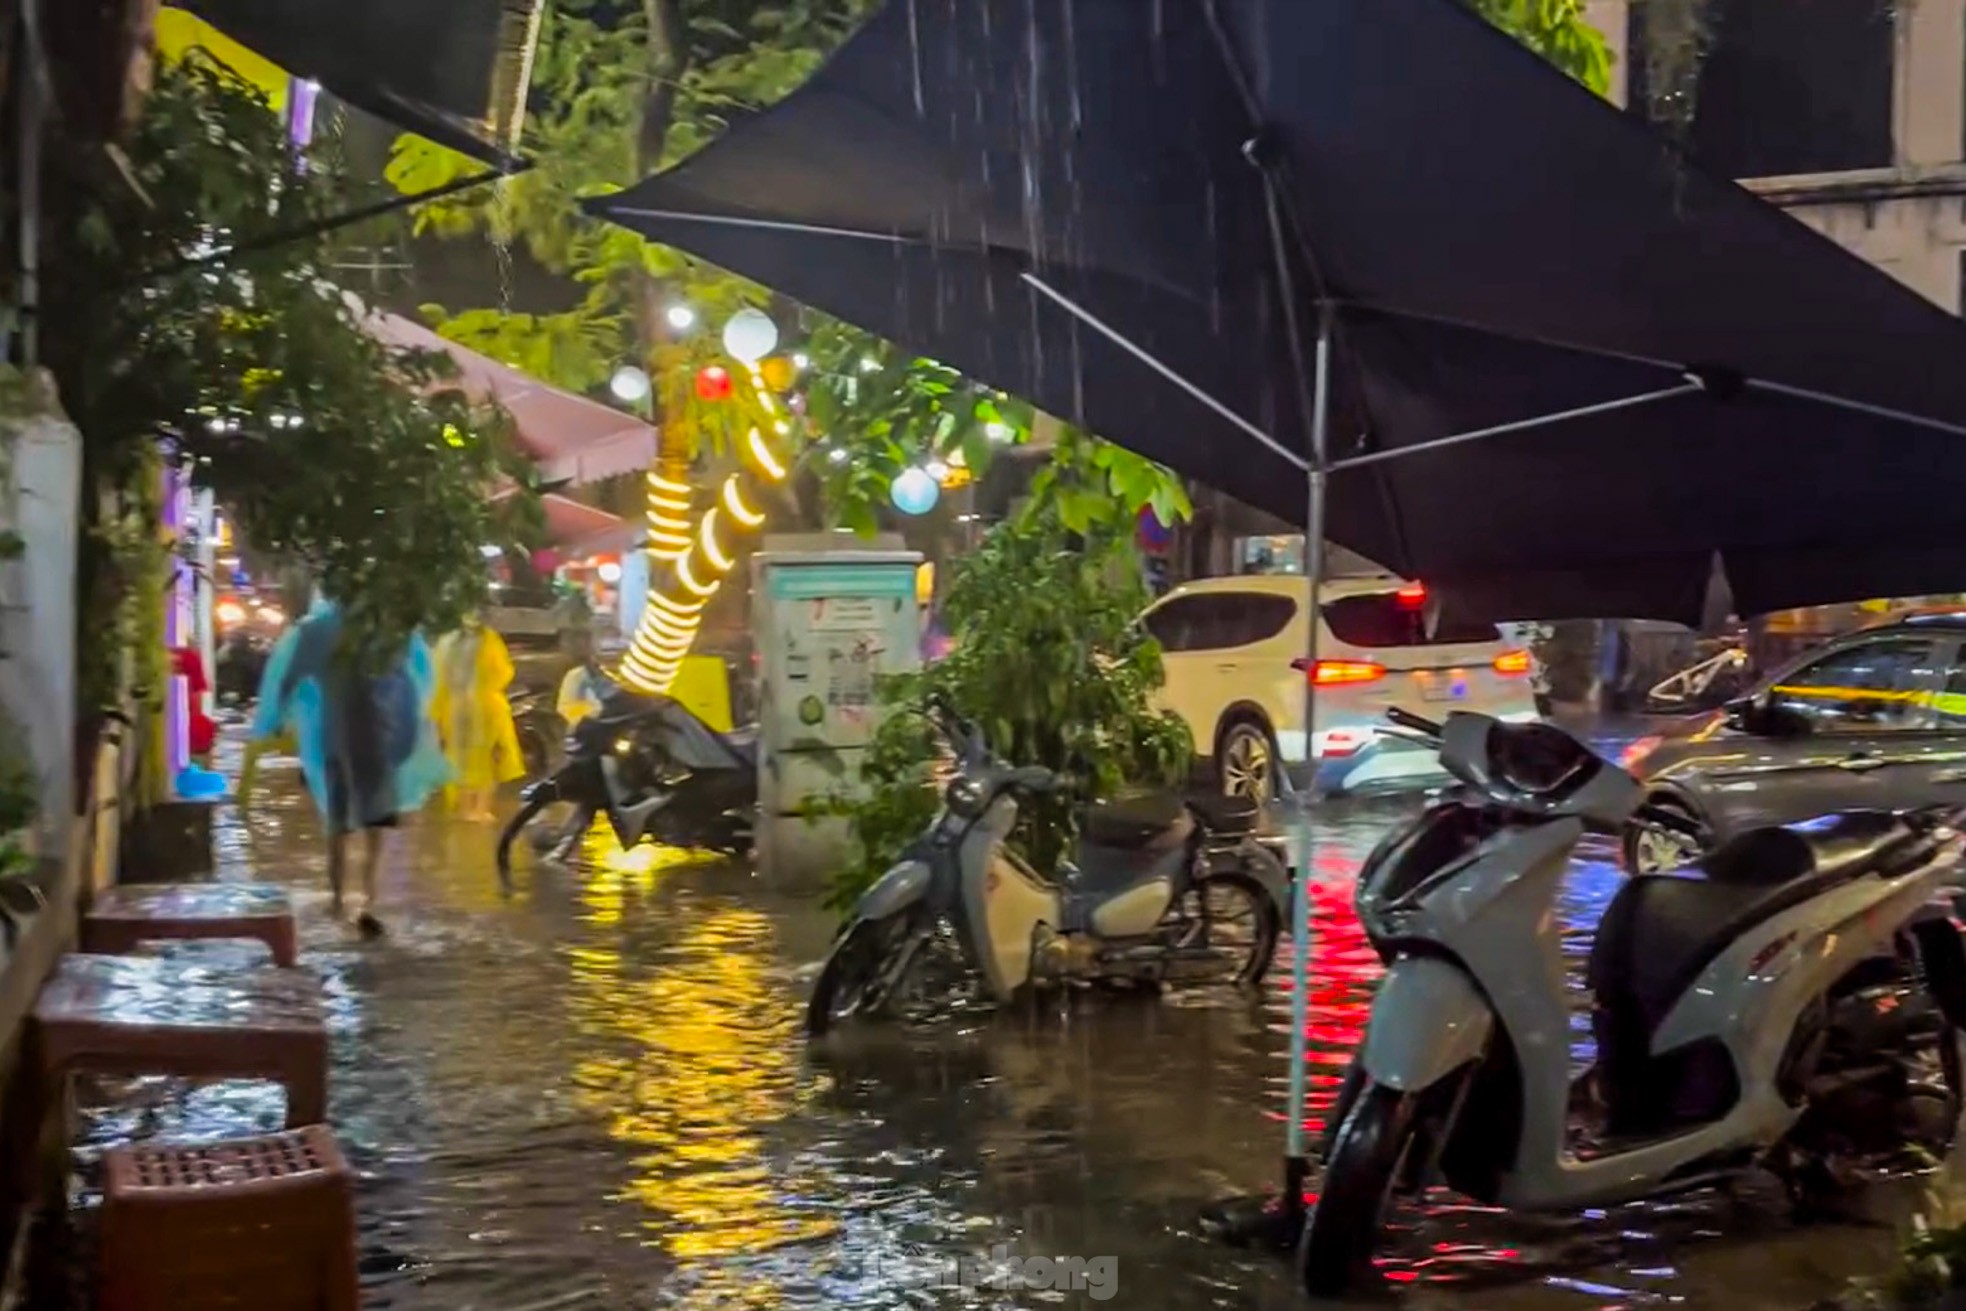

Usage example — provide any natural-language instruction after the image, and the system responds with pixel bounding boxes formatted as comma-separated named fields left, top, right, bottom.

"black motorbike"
left=496, top=685, right=757, bottom=883
left=215, top=631, right=271, bottom=705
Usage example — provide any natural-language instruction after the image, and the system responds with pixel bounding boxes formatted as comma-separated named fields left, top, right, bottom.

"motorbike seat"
left=1590, top=811, right=1933, bottom=1041
left=1082, top=792, right=1191, bottom=850
left=719, top=725, right=758, bottom=768
left=1698, top=809, right=1920, bottom=886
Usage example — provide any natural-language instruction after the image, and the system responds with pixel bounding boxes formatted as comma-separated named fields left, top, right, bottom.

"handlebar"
left=1384, top=706, right=1444, bottom=738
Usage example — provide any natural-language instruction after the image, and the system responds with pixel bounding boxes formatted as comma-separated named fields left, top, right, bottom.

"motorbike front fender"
left=1207, top=841, right=1291, bottom=910
left=857, top=859, right=932, bottom=922
left=520, top=775, right=564, bottom=806
left=1358, top=955, right=1495, bottom=1093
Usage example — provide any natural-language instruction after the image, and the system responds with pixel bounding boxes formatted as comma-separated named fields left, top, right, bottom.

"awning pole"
left=1281, top=298, right=1334, bottom=1222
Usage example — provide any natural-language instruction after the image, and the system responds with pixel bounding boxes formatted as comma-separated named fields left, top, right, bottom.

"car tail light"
left=1311, top=659, right=1387, bottom=686
left=1395, top=581, right=1427, bottom=610
left=1492, top=649, right=1531, bottom=676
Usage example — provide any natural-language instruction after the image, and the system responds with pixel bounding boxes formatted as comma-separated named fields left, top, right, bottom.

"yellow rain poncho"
left=430, top=624, right=527, bottom=796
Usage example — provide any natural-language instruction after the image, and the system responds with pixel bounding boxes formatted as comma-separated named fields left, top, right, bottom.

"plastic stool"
left=85, top=883, right=298, bottom=966
left=98, top=1126, right=358, bottom=1310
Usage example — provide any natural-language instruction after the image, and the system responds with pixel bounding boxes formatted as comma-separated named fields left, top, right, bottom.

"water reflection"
left=54, top=754, right=1958, bottom=1311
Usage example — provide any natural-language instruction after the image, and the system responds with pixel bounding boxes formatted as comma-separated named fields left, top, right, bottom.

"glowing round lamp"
left=758, top=355, right=796, bottom=391
left=890, top=467, right=940, bottom=516
left=597, top=560, right=623, bottom=584
left=610, top=365, right=652, bottom=403
left=722, top=308, right=779, bottom=364
left=695, top=366, right=733, bottom=402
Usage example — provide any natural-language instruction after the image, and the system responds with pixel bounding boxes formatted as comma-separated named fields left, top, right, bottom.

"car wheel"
left=1217, top=718, right=1278, bottom=805
left=1622, top=797, right=1706, bottom=874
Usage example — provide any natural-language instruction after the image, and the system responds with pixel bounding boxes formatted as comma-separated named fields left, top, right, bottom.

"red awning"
left=367, top=310, right=657, bottom=485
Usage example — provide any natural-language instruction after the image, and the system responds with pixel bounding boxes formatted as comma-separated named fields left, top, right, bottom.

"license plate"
left=1417, top=672, right=1468, bottom=703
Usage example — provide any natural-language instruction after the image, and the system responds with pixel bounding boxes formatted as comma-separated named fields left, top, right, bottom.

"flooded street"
left=73, top=747, right=1959, bottom=1311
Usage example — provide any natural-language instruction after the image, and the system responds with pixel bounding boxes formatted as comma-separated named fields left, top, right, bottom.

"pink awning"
left=366, top=310, right=657, bottom=485
left=492, top=490, right=635, bottom=557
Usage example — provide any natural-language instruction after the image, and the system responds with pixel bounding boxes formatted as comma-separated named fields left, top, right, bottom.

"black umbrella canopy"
left=588, top=0, right=1966, bottom=624
left=183, top=0, right=541, bottom=165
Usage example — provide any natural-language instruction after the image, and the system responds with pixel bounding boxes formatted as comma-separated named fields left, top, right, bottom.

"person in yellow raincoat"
left=431, top=615, right=526, bottom=820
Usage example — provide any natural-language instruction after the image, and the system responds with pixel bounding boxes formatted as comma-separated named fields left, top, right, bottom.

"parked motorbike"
left=806, top=699, right=1289, bottom=1036
left=214, top=630, right=270, bottom=706
left=496, top=685, right=757, bottom=883
left=1300, top=707, right=1966, bottom=1295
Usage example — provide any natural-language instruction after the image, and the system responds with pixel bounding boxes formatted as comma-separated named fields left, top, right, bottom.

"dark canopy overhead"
left=182, top=0, right=541, bottom=165
left=589, top=0, right=1966, bottom=623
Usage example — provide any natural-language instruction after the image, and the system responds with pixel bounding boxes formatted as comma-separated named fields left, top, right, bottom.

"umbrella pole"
left=1281, top=299, right=1334, bottom=1231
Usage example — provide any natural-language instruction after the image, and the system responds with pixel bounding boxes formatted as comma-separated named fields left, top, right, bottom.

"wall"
left=0, top=374, right=80, bottom=846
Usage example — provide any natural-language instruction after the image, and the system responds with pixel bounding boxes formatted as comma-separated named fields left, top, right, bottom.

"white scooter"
left=1302, top=707, right=1966, bottom=1295
left=805, top=699, right=1289, bottom=1035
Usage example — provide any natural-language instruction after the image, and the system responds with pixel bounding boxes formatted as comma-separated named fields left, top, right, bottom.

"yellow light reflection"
left=564, top=823, right=819, bottom=1267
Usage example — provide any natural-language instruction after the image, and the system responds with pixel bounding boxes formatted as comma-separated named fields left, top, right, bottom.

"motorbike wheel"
left=496, top=791, right=552, bottom=890
left=1196, top=863, right=1283, bottom=986
left=806, top=916, right=914, bottom=1037
left=1299, top=1083, right=1420, bottom=1296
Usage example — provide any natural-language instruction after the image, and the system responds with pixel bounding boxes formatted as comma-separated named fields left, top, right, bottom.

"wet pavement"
left=59, top=742, right=1963, bottom=1310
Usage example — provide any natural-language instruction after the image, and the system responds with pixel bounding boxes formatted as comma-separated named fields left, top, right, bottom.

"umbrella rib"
left=1746, top=378, right=1966, bottom=441
left=1328, top=381, right=1704, bottom=472
left=601, top=205, right=909, bottom=246
left=1020, top=273, right=1308, bottom=470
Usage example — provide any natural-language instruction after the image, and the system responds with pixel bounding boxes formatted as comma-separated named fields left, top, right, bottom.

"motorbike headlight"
left=614, top=737, right=635, bottom=755
left=945, top=775, right=986, bottom=817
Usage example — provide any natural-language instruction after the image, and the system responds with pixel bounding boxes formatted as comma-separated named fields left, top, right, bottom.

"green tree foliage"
left=1468, top=0, right=1615, bottom=95
left=824, top=432, right=1194, bottom=906
left=41, top=59, right=536, bottom=687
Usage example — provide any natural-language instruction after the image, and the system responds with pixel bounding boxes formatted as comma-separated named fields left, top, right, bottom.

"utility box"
left=752, top=540, right=921, bottom=893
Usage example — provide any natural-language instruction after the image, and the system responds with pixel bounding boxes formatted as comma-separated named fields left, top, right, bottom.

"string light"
left=721, top=476, right=765, bottom=527
left=646, top=469, right=694, bottom=560
left=675, top=551, right=717, bottom=598
left=699, top=507, right=734, bottom=572
left=745, top=427, right=787, bottom=481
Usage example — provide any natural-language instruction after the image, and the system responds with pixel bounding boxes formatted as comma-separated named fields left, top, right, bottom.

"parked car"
left=1139, top=575, right=1538, bottom=803
left=1621, top=611, right=1966, bottom=873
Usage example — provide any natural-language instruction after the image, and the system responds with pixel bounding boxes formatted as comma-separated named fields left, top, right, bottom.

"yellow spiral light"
left=618, top=362, right=799, bottom=696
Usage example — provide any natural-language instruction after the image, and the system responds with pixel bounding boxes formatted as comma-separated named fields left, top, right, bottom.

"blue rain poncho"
left=252, top=599, right=450, bottom=832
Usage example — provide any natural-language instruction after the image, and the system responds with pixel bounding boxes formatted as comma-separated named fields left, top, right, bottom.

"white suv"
left=1140, top=575, right=1539, bottom=802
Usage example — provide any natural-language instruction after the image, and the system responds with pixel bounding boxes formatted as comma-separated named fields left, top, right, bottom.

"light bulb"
left=665, top=304, right=698, bottom=331
left=610, top=365, right=652, bottom=402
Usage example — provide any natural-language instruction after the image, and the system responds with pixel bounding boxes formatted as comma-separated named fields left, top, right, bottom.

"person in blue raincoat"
left=252, top=596, right=448, bottom=934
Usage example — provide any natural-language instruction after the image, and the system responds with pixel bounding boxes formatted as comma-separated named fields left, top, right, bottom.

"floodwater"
left=61, top=744, right=1960, bottom=1311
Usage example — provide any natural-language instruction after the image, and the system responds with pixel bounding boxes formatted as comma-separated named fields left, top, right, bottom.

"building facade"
left=1591, top=0, right=1966, bottom=312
